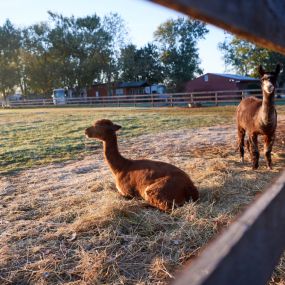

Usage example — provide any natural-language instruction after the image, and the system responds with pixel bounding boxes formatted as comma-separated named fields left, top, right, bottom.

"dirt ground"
left=0, top=123, right=239, bottom=202
left=0, top=120, right=240, bottom=196
left=0, top=116, right=284, bottom=285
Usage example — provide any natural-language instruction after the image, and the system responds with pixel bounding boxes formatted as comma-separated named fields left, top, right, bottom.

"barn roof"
left=117, top=80, right=148, bottom=88
left=211, top=73, right=259, bottom=81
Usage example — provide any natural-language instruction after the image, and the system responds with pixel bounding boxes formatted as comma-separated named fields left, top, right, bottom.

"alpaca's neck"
left=103, top=135, right=128, bottom=174
left=260, top=91, right=275, bottom=125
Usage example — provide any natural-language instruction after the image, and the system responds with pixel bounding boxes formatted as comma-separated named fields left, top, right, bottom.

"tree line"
left=219, top=34, right=285, bottom=86
left=2, top=11, right=284, bottom=101
left=0, top=12, right=208, bottom=100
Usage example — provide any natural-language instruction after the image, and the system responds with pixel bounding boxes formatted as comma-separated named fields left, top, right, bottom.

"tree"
left=102, top=13, right=129, bottom=83
left=118, top=43, right=163, bottom=83
left=154, top=17, right=208, bottom=91
left=47, top=12, right=112, bottom=90
left=135, top=43, right=164, bottom=84
left=21, top=23, right=56, bottom=94
left=0, top=20, right=22, bottom=102
left=1, top=14, right=130, bottom=98
left=118, top=44, right=139, bottom=81
left=219, top=34, right=285, bottom=85
left=1, top=14, right=211, bottom=97
left=218, top=35, right=269, bottom=76
left=19, top=12, right=123, bottom=95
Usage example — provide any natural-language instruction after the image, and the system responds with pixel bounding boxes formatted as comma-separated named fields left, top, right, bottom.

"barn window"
left=204, top=75, right=208, bottom=82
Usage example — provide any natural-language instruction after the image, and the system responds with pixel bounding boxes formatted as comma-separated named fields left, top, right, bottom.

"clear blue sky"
left=0, top=0, right=226, bottom=73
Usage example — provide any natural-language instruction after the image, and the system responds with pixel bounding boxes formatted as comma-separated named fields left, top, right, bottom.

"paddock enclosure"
left=1, top=0, right=285, bottom=284
left=149, top=0, right=285, bottom=284
left=0, top=107, right=285, bottom=284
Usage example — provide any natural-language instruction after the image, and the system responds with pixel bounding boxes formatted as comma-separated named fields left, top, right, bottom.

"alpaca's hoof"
left=267, top=166, right=273, bottom=170
left=252, top=165, right=259, bottom=170
left=240, top=157, right=244, bottom=164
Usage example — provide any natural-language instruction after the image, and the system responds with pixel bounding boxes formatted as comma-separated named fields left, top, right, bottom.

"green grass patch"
left=1, top=106, right=236, bottom=174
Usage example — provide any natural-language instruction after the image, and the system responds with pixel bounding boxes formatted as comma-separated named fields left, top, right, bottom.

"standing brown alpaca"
left=237, top=64, right=281, bottom=169
left=85, top=119, right=199, bottom=211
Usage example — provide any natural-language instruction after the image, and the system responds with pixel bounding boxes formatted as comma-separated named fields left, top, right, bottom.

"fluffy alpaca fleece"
left=237, top=64, right=280, bottom=169
left=85, top=119, right=199, bottom=211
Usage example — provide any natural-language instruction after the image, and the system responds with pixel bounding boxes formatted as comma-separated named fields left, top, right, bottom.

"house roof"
left=211, top=73, right=259, bottom=81
left=117, top=80, right=148, bottom=88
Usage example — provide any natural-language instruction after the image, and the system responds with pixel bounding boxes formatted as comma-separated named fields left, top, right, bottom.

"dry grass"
left=0, top=115, right=285, bottom=284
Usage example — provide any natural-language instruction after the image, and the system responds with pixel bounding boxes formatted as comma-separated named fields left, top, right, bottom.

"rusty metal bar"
left=173, top=170, right=285, bottom=285
left=148, top=0, right=285, bottom=55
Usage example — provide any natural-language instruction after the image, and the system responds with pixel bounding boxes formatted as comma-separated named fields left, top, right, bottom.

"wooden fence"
left=173, top=170, right=285, bottom=285
left=4, top=88, right=285, bottom=108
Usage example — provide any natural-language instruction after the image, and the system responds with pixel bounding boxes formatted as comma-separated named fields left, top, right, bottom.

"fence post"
left=190, top=93, right=194, bottom=104
left=151, top=94, right=154, bottom=107
left=170, top=95, right=173, bottom=107
left=215, top=92, right=218, bottom=106
left=134, top=95, right=136, bottom=107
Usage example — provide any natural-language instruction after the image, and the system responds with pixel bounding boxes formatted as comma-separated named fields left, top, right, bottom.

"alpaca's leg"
left=142, top=179, right=171, bottom=211
left=116, top=181, right=136, bottom=198
left=264, top=134, right=275, bottom=169
left=246, top=139, right=250, bottom=153
left=143, top=177, right=197, bottom=212
left=237, top=126, right=246, bottom=163
left=249, top=134, right=259, bottom=169
left=142, top=178, right=187, bottom=211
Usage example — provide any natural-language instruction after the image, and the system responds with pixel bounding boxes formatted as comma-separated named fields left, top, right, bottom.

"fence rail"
left=4, top=88, right=285, bottom=108
left=173, top=170, right=285, bottom=285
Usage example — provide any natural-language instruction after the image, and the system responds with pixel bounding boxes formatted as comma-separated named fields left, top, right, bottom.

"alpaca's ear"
left=112, top=124, right=121, bottom=131
left=275, top=63, right=281, bottom=75
left=258, top=65, right=265, bottom=76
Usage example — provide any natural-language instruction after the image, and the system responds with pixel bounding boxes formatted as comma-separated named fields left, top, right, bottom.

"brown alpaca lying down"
left=85, top=119, right=199, bottom=211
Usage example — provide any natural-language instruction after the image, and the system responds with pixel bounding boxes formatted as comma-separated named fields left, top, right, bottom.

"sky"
left=0, top=0, right=226, bottom=73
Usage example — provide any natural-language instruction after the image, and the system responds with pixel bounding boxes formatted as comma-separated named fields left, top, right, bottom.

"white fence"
left=3, top=88, right=285, bottom=108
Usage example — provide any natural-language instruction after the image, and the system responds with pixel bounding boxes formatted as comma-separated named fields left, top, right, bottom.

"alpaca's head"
left=258, top=64, right=281, bottom=96
left=85, top=119, right=121, bottom=141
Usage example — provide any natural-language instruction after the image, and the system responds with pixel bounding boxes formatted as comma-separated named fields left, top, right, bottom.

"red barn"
left=185, top=73, right=260, bottom=93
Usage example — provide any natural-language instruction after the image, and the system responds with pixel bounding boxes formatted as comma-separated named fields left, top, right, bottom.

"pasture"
left=0, top=106, right=285, bottom=284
